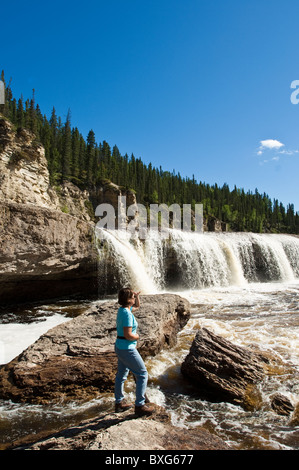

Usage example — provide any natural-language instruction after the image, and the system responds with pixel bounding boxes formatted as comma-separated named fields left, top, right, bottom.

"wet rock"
left=181, top=328, right=268, bottom=410
left=0, top=294, right=190, bottom=403
left=10, top=404, right=231, bottom=450
left=270, top=393, right=295, bottom=416
left=289, top=402, right=299, bottom=426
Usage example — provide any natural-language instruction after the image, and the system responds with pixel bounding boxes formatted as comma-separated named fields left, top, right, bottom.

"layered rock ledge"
left=0, top=201, right=98, bottom=303
left=0, top=294, right=190, bottom=403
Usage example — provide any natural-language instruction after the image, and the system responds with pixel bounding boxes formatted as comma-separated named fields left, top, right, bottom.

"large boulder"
left=0, top=294, right=190, bottom=403
left=181, top=328, right=269, bottom=410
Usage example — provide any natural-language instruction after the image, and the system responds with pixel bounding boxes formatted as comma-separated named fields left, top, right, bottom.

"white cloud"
left=259, top=156, right=280, bottom=166
left=279, top=149, right=299, bottom=155
left=260, top=139, right=284, bottom=150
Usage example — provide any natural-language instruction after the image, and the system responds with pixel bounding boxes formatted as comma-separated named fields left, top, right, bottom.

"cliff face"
left=0, top=119, right=57, bottom=209
left=0, top=202, right=98, bottom=303
left=0, top=117, right=93, bottom=220
left=0, top=117, right=98, bottom=303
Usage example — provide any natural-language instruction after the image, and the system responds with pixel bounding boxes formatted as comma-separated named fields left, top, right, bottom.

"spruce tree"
left=29, top=89, right=38, bottom=135
left=1, top=67, right=299, bottom=234
left=16, top=95, right=25, bottom=127
left=86, top=129, right=96, bottom=185
left=61, top=109, right=72, bottom=182
left=71, top=127, right=81, bottom=181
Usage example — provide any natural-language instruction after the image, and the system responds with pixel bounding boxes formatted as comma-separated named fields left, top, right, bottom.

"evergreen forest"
left=1, top=71, right=299, bottom=234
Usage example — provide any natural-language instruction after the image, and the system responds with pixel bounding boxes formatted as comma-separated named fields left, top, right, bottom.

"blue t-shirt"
left=115, top=306, right=138, bottom=350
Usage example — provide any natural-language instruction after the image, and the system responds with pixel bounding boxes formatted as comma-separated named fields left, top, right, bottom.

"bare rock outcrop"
left=0, top=117, right=93, bottom=219
left=0, top=294, right=190, bottom=403
left=181, top=328, right=269, bottom=410
left=0, top=118, right=58, bottom=209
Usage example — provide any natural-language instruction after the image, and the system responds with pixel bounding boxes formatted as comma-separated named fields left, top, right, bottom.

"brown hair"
left=118, top=287, right=134, bottom=306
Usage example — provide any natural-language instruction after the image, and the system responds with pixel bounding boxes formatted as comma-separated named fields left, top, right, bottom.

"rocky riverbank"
left=9, top=404, right=231, bottom=450
left=0, top=293, right=232, bottom=450
left=2, top=292, right=298, bottom=451
left=0, top=201, right=98, bottom=303
left=0, top=116, right=97, bottom=303
left=0, top=294, right=190, bottom=403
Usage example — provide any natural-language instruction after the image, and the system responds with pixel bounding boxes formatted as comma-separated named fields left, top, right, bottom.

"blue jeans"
left=114, top=346, right=148, bottom=406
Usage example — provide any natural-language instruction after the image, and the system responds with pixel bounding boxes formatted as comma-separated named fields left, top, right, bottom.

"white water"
left=146, top=281, right=299, bottom=450
left=0, top=313, right=70, bottom=365
left=96, top=228, right=159, bottom=293
left=96, top=229, right=299, bottom=291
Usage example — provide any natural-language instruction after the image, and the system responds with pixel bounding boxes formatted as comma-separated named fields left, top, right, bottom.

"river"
left=0, top=232, right=299, bottom=450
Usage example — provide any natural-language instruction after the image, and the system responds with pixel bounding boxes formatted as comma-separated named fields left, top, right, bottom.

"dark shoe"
left=115, top=400, right=133, bottom=413
left=135, top=403, right=155, bottom=416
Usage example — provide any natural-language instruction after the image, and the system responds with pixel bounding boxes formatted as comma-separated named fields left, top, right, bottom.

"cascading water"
left=95, top=228, right=299, bottom=293
left=95, top=227, right=159, bottom=294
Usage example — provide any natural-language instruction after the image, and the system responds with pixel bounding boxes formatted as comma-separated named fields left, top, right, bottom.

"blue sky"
left=2, top=0, right=299, bottom=211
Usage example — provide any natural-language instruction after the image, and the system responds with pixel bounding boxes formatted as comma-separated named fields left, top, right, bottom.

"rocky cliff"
left=0, top=202, right=98, bottom=303
left=0, top=117, right=99, bottom=303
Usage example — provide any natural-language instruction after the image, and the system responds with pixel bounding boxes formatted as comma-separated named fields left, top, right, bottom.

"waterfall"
left=95, top=228, right=159, bottom=294
left=95, top=228, right=299, bottom=294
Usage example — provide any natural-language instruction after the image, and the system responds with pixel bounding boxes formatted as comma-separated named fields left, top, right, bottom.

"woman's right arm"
left=123, top=327, right=139, bottom=341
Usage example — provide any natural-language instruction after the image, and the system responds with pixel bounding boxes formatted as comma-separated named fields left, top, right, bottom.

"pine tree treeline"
left=1, top=70, right=299, bottom=234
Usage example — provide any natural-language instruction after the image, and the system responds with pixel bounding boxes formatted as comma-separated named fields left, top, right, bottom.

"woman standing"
left=114, top=287, right=154, bottom=416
